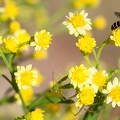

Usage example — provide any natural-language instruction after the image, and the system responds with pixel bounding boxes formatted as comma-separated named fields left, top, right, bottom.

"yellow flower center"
left=109, top=86, right=120, bottom=102
left=21, top=71, right=34, bottom=86
left=92, top=71, right=107, bottom=87
left=69, top=65, right=89, bottom=84
left=36, top=32, right=51, bottom=49
left=30, top=109, right=44, bottom=120
left=69, top=13, right=86, bottom=28
left=76, top=36, right=96, bottom=53
left=79, top=87, right=95, bottom=105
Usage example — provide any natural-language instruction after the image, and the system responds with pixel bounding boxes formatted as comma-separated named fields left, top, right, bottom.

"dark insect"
left=111, top=12, right=120, bottom=30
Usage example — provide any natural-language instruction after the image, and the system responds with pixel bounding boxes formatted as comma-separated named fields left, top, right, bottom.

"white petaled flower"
left=88, top=67, right=108, bottom=93
left=63, top=10, right=92, bottom=37
left=102, top=77, right=120, bottom=108
left=30, top=30, right=52, bottom=52
left=14, top=64, right=38, bottom=90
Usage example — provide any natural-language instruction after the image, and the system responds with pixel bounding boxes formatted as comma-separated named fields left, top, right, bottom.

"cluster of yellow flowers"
left=63, top=10, right=120, bottom=110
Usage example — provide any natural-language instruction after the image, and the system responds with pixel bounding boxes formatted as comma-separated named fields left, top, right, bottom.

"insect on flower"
left=111, top=12, right=120, bottom=30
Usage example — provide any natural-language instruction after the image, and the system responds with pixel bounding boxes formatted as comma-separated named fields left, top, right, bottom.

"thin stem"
left=84, top=54, right=93, bottom=67
left=0, top=73, right=12, bottom=85
left=109, top=68, right=120, bottom=79
left=92, top=48, right=99, bottom=69
left=97, top=38, right=110, bottom=62
left=0, top=49, right=12, bottom=72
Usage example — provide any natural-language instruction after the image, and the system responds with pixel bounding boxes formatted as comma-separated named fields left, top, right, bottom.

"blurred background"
left=0, top=0, right=120, bottom=119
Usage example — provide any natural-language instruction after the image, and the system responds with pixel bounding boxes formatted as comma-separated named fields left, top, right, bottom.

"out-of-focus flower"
left=9, top=20, right=21, bottom=33
left=14, top=64, right=38, bottom=90
left=102, top=77, right=120, bottom=108
left=73, top=0, right=100, bottom=9
left=47, top=103, right=61, bottom=113
left=25, top=108, right=44, bottom=120
left=93, top=15, right=107, bottom=30
left=76, top=84, right=96, bottom=108
left=30, top=30, right=52, bottom=52
left=32, top=50, right=48, bottom=60
left=68, top=64, right=90, bottom=88
left=76, top=35, right=96, bottom=54
left=63, top=10, right=92, bottom=37
left=14, top=29, right=30, bottom=51
left=110, top=27, right=120, bottom=46
left=4, top=2, right=19, bottom=19
left=15, top=87, right=33, bottom=105
left=3, top=36, right=18, bottom=53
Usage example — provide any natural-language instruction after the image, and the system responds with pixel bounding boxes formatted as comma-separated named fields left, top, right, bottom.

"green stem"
left=108, top=68, right=120, bottom=79
left=92, top=48, right=99, bottom=70
left=97, top=38, right=110, bottom=64
left=84, top=54, right=93, bottom=67
left=0, top=49, right=12, bottom=72
left=28, top=75, right=68, bottom=110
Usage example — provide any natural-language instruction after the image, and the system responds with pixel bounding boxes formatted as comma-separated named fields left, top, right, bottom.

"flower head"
left=3, top=36, right=18, bottom=53
left=76, top=35, right=96, bottom=53
left=5, top=2, right=19, bottom=19
left=14, top=64, right=38, bottom=90
left=73, top=0, right=100, bottom=9
left=15, top=87, right=33, bottom=105
left=93, top=15, right=107, bottom=30
left=68, top=64, right=90, bottom=88
left=63, top=10, right=92, bottom=37
left=102, top=77, right=120, bottom=108
left=9, top=21, right=21, bottom=32
left=110, top=27, right=120, bottom=46
left=14, top=29, right=30, bottom=51
left=25, top=108, right=44, bottom=120
left=76, top=84, right=96, bottom=108
left=30, top=30, right=52, bottom=52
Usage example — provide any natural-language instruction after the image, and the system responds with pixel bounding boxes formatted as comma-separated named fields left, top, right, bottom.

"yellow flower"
left=102, top=77, right=120, bottom=108
left=63, top=10, right=92, bottom=37
left=110, top=27, right=120, bottom=46
left=30, top=30, right=52, bottom=52
left=14, top=29, right=30, bottom=51
left=5, top=2, right=19, bottom=19
left=32, top=50, right=48, bottom=60
left=93, top=15, right=107, bottom=30
left=15, top=29, right=30, bottom=44
left=15, top=87, right=33, bottom=105
left=9, top=21, right=21, bottom=32
left=3, top=36, right=18, bottom=53
left=25, top=108, right=44, bottom=120
left=73, top=0, right=100, bottom=9
left=68, top=64, right=90, bottom=88
left=76, top=84, right=96, bottom=108
left=76, top=35, right=96, bottom=53
left=14, top=64, right=38, bottom=90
